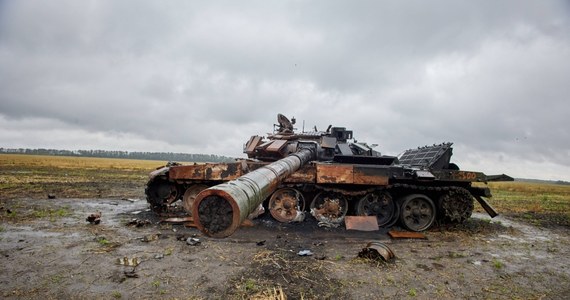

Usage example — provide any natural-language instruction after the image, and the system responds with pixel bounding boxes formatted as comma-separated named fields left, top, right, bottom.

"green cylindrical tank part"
left=192, top=147, right=314, bottom=238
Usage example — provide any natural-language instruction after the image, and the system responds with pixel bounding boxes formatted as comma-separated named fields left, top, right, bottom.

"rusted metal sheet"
left=316, top=164, right=353, bottom=184
left=388, top=230, right=427, bottom=239
left=432, top=170, right=487, bottom=182
left=169, top=163, right=242, bottom=181
left=266, top=139, right=288, bottom=153
left=353, top=166, right=389, bottom=185
left=345, top=216, right=379, bottom=231
left=245, top=135, right=263, bottom=155
left=284, top=164, right=316, bottom=183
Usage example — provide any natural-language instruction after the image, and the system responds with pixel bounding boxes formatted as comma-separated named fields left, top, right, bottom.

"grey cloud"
left=0, top=0, right=569, bottom=180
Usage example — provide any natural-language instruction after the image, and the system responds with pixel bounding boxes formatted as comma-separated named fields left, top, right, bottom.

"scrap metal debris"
left=358, top=241, right=395, bottom=262
left=116, top=257, right=140, bottom=267
left=162, top=216, right=193, bottom=224
left=126, top=218, right=152, bottom=227
left=141, top=233, right=160, bottom=242
left=186, top=237, right=201, bottom=246
left=388, top=230, right=427, bottom=239
left=247, top=204, right=265, bottom=220
left=297, top=250, right=313, bottom=256
left=344, top=216, right=379, bottom=231
left=86, top=212, right=101, bottom=225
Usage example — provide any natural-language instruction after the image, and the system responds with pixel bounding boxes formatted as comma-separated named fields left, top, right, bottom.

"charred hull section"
left=145, top=114, right=513, bottom=237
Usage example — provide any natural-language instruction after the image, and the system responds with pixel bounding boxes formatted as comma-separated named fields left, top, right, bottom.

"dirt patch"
left=1, top=198, right=569, bottom=299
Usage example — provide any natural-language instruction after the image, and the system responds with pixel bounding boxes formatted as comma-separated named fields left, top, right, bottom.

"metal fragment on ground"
left=298, top=250, right=313, bottom=256
left=126, top=218, right=151, bottom=227
left=116, top=257, right=140, bottom=267
left=86, top=212, right=101, bottom=225
left=388, top=230, right=427, bottom=239
left=344, top=216, right=379, bottom=231
left=141, top=234, right=160, bottom=242
left=162, top=216, right=193, bottom=224
left=186, top=237, right=201, bottom=246
left=358, top=241, right=395, bottom=262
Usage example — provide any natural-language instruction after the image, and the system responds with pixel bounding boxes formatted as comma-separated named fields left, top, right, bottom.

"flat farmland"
left=1, top=154, right=569, bottom=299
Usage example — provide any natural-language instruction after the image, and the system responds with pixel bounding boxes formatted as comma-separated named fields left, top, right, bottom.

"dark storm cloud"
left=0, top=0, right=569, bottom=180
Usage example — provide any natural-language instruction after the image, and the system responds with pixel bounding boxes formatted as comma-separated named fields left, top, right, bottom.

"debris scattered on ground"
left=240, top=219, right=255, bottom=227
left=47, top=194, right=56, bottom=199
left=297, top=250, right=313, bottom=256
left=186, top=237, right=201, bottom=246
left=256, top=240, right=266, bottom=246
left=124, top=270, right=139, bottom=278
left=86, top=212, right=101, bottom=224
left=247, top=204, right=265, bottom=219
left=141, top=233, right=160, bottom=242
left=121, top=198, right=140, bottom=202
left=345, top=216, right=379, bottom=231
left=126, top=218, right=152, bottom=227
left=154, top=254, right=164, bottom=259
left=116, top=257, right=140, bottom=267
left=358, top=241, right=395, bottom=262
left=162, top=216, right=193, bottom=224
left=388, top=230, right=427, bottom=239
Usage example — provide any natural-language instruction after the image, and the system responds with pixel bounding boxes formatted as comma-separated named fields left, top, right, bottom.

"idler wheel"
left=399, top=194, right=436, bottom=232
left=145, top=178, right=179, bottom=213
left=268, top=188, right=305, bottom=222
left=356, top=192, right=396, bottom=227
left=182, top=184, right=208, bottom=215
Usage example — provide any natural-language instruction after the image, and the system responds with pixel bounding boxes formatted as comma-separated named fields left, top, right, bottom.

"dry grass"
left=0, top=154, right=166, bottom=200
left=477, top=181, right=570, bottom=226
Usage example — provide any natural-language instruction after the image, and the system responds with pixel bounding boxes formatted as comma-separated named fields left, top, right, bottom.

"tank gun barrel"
left=192, top=147, right=315, bottom=237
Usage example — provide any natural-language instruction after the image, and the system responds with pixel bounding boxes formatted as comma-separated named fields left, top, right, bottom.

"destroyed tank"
left=146, top=114, right=512, bottom=237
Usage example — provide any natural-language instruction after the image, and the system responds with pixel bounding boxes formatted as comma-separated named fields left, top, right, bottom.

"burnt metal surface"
left=358, top=241, right=395, bottom=261
left=344, top=216, right=379, bottom=231
left=145, top=113, right=513, bottom=237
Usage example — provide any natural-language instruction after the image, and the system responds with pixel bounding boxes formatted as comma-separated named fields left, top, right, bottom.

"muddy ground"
left=1, top=196, right=569, bottom=300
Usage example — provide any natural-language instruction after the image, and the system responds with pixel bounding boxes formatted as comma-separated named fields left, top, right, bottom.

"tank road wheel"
left=310, top=192, right=349, bottom=225
left=145, top=178, right=179, bottom=213
left=356, top=192, right=396, bottom=227
left=399, top=194, right=436, bottom=232
left=268, top=188, right=305, bottom=222
left=439, top=188, right=474, bottom=223
left=183, top=184, right=209, bottom=215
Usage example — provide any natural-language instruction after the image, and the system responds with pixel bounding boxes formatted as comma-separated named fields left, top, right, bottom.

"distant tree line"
left=0, top=147, right=236, bottom=163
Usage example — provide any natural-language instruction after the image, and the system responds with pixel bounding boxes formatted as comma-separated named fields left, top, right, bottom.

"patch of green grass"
left=244, top=278, right=257, bottom=291
left=334, top=254, right=343, bottom=261
left=408, top=288, right=417, bottom=297
left=32, top=206, right=71, bottom=221
left=492, top=259, right=503, bottom=269
left=50, top=274, right=64, bottom=284
left=95, top=236, right=110, bottom=246
left=111, top=291, right=122, bottom=299
left=151, top=280, right=161, bottom=288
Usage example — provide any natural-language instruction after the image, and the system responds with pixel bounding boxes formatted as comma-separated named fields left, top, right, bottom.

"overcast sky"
left=0, top=1, right=569, bottom=181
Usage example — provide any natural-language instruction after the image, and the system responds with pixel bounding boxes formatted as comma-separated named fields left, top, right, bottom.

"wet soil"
left=1, top=197, right=569, bottom=299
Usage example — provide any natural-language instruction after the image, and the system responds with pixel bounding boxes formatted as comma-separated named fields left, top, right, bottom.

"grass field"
left=1, top=154, right=568, bottom=226
left=0, top=154, right=167, bottom=200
